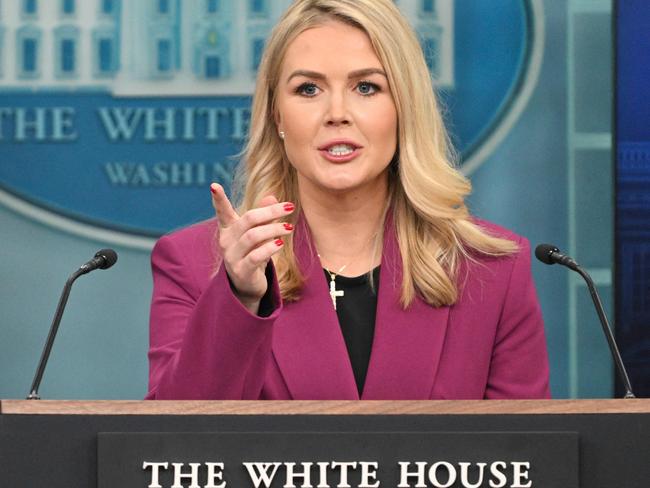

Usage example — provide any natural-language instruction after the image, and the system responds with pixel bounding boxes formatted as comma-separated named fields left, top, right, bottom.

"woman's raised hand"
left=210, top=183, right=295, bottom=314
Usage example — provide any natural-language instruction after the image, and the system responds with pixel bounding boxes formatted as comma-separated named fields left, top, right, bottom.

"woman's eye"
left=357, top=81, right=379, bottom=95
left=296, top=82, right=319, bottom=97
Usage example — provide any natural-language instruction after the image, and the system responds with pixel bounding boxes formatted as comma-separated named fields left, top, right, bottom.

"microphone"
left=26, top=249, right=118, bottom=400
left=79, top=248, right=118, bottom=274
left=534, top=244, right=635, bottom=398
left=534, top=243, right=579, bottom=270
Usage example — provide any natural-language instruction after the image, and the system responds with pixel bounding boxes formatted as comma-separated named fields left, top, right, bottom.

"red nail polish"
left=283, top=203, right=295, bottom=212
left=275, top=238, right=284, bottom=246
left=283, top=223, right=294, bottom=231
left=210, top=186, right=217, bottom=194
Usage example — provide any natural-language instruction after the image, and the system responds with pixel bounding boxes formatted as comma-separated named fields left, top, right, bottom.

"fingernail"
left=283, top=203, right=295, bottom=212
left=283, top=223, right=294, bottom=231
left=210, top=185, right=217, bottom=194
left=275, top=238, right=284, bottom=246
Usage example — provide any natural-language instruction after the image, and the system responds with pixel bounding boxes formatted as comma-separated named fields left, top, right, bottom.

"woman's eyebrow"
left=286, top=68, right=387, bottom=83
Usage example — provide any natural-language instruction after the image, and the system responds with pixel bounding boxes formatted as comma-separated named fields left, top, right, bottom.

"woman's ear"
left=274, top=111, right=285, bottom=139
left=274, top=109, right=282, bottom=130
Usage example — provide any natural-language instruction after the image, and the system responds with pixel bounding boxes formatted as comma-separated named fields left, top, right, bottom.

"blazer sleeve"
left=146, top=232, right=282, bottom=400
left=485, top=237, right=551, bottom=399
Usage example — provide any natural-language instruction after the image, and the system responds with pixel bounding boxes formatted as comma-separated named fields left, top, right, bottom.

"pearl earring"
left=279, top=131, right=285, bottom=140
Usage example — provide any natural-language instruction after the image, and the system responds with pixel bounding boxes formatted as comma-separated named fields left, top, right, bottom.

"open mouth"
left=326, top=144, right=356, bottom=156
left=318, top=140, right=363, bottom=163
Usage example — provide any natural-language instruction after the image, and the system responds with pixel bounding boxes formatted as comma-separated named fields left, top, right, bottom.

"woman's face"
left=275, top=20, right=398, bottom=197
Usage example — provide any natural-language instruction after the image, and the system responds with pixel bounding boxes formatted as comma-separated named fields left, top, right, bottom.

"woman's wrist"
left=224, top=269, right=264, bottom=315
left=235, top=293, right=262, bottom=315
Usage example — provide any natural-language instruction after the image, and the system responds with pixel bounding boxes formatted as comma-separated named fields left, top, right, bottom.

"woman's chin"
left=297, top=168, right=389, bottom=198
left=316, top=178, right=373, bottom=195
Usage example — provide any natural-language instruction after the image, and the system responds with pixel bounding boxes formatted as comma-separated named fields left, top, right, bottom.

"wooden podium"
left=2, top=399, right=649, bottom=487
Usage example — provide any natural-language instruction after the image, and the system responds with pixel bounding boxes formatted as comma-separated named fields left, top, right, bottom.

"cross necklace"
left=317, top=232, right=378, bottom=311
left=320, top=262, right=348, bottom=310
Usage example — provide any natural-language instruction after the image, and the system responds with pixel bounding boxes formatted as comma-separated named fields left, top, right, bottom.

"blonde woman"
left=146, top=0, right=550, bottom=400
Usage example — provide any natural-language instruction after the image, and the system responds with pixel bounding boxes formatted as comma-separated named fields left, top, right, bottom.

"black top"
left=323, top=266, right=380, bottom=396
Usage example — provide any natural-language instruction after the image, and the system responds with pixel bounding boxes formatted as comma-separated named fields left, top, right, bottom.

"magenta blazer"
left=146, top=216, right=550, bottom=400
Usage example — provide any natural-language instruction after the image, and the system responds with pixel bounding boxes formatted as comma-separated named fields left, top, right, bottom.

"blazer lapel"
left=271, top=217, right=359, bottom=399
left=361, top=215, right=451, bottom=399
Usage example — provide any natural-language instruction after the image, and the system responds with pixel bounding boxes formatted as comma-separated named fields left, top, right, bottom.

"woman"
left=146, top=0, right=550, bottom=400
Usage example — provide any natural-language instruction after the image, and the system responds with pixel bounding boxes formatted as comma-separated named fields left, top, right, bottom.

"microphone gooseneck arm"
left=572, top=264, right=635, bottom=399
left=27, top=269, right=84, bottom=400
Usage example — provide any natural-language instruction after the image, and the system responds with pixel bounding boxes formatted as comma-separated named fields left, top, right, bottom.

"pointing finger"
left=211, top=183, right=239, bottom=227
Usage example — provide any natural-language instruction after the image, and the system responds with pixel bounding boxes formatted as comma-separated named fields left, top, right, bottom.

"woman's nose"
left=325, top=92, right=351, bottom=126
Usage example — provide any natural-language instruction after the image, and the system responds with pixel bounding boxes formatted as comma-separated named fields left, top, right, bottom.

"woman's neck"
left=299, top=177, right=389, bottom=277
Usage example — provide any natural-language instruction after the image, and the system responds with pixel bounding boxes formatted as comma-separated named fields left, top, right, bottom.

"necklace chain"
left=317, top=231, right=378, bottom=310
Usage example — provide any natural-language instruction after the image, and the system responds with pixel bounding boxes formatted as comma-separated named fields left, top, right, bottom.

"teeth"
left=327, top=144, right=355, bottom=156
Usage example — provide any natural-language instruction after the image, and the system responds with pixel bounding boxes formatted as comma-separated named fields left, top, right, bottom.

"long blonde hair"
left=235, top=0, right=517, bottom=308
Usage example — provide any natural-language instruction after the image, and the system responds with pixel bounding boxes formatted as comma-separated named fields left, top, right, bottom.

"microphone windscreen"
left=95, top=249, right=118, bottom=269
left=534, top=244, right=559, bottom=265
